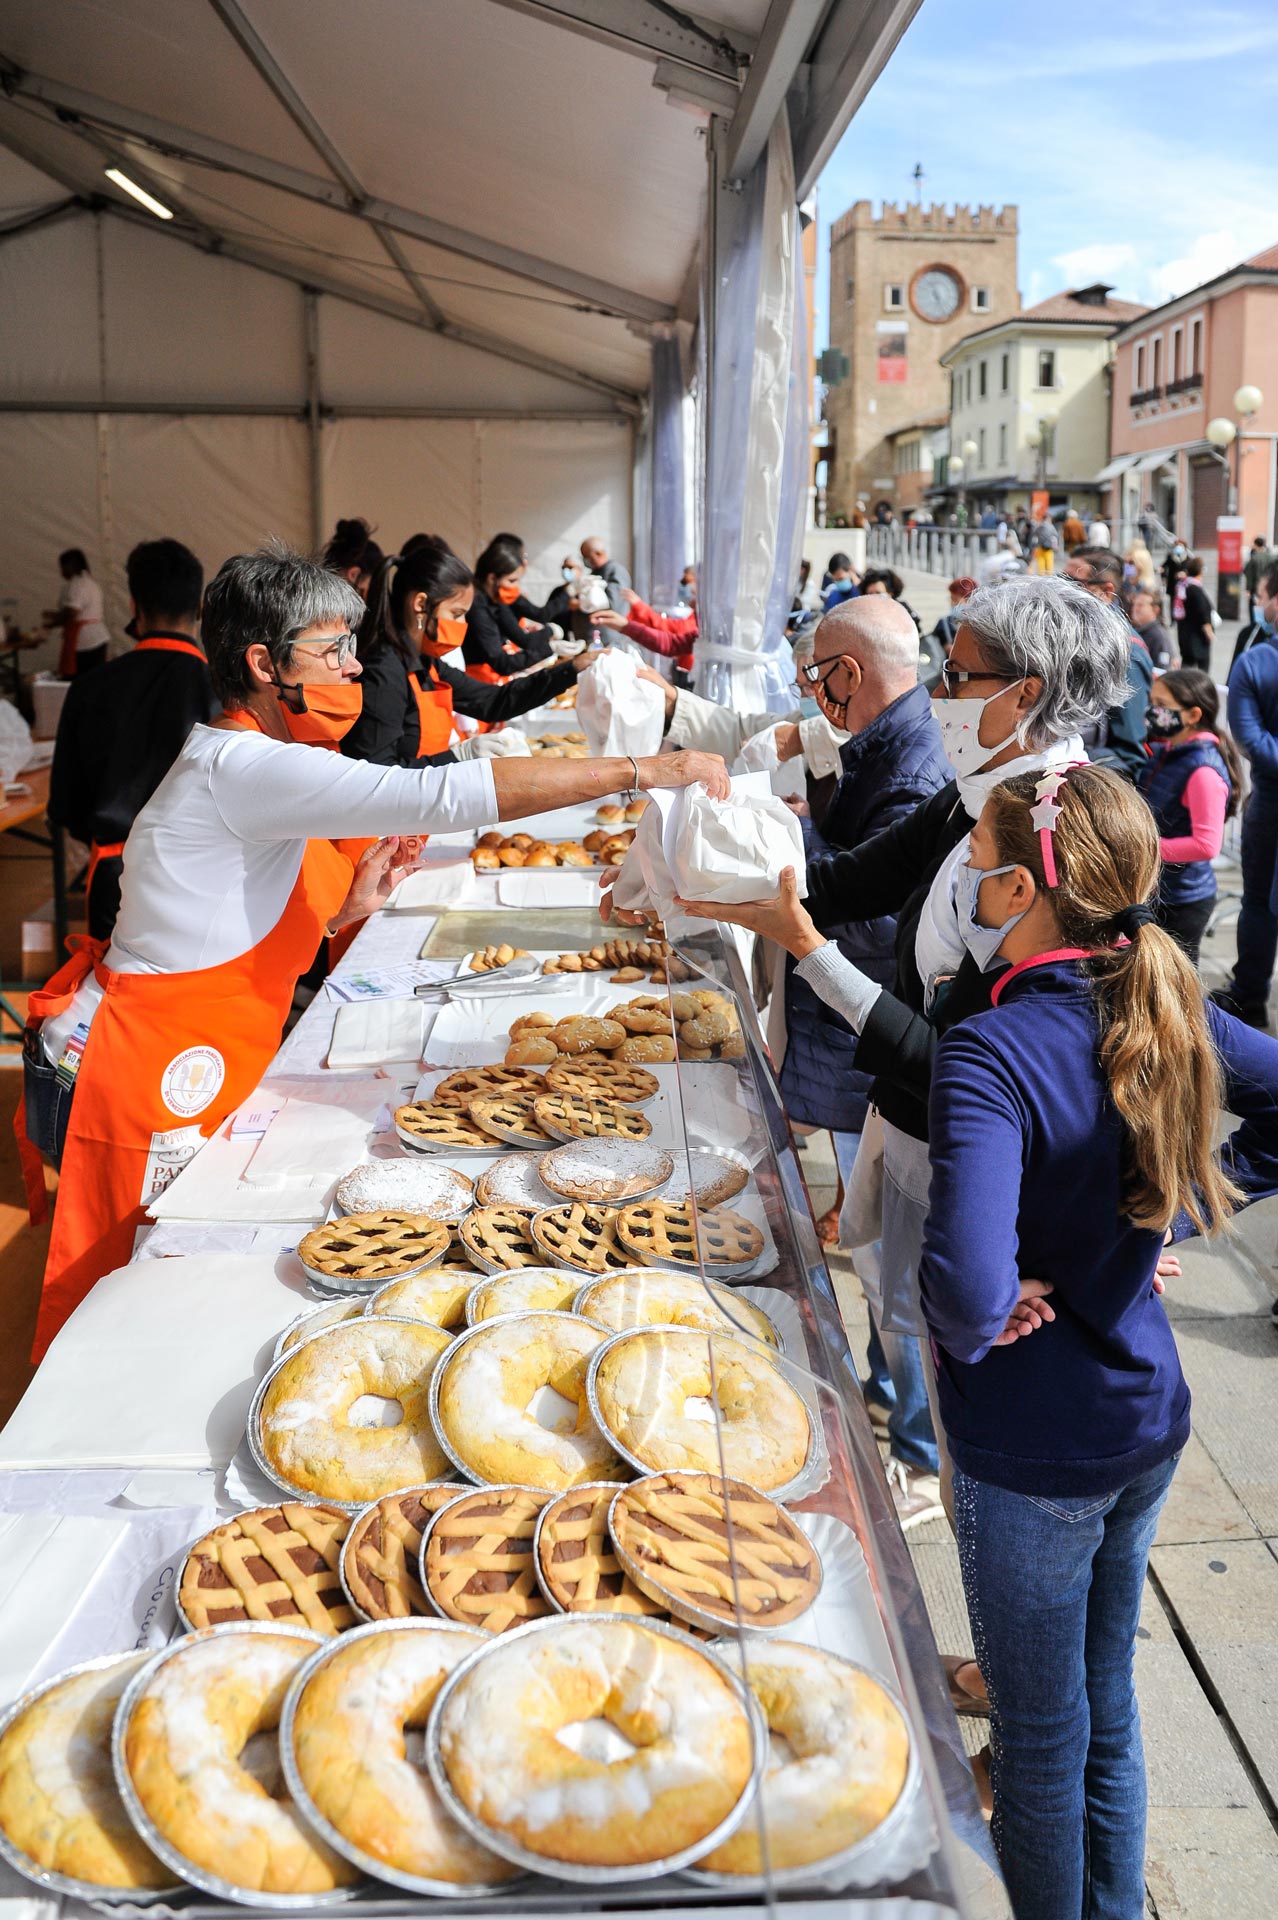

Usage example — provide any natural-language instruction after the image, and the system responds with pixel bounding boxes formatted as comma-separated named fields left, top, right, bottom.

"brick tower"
left=825, top=201, right=1019, bottom=520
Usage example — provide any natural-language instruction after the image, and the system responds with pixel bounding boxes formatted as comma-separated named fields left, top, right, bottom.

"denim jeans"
left=1232, top=784, right=1278, bottom=1007
left=953, top=1453, right=1180, bottom=1920
left=832, top=1131, right=939, bottom=1477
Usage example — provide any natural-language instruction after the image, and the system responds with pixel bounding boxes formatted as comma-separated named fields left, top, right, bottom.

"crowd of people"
left=17, top=505, right=1278, bottom=1920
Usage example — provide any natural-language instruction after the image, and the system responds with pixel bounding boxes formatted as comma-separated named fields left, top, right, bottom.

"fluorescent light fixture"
left=104, top=167, right=173, bottom=220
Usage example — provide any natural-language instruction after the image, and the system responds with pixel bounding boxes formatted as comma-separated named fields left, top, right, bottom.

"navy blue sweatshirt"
left=920, top=957, right=1278, bottom=1496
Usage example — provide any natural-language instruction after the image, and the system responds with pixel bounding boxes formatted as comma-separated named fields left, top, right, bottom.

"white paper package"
left=614, top=772, right=807, bottom=931
left=575, top=649, right=665, bottom=760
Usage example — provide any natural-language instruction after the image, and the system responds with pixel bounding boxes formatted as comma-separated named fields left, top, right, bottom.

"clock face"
left=913, top=268, right=962, bottom=322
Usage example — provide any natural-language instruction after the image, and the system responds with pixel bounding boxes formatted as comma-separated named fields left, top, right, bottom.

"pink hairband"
left=1028, top=762, right=1085, bottom=887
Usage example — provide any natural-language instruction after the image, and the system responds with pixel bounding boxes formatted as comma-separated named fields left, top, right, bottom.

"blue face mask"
left=954, top=860, right=1030, bottom=971
left=798, top=694, right=821, bottom=719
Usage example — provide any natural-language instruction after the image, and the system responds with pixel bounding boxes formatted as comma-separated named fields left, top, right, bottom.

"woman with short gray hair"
left=24, top=543, right=728, bottom=1358
left=677, top=574, right=1132, bottom=1571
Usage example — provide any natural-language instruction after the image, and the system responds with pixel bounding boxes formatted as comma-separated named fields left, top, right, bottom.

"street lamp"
left=1206, top=383, right=1264, bottom=617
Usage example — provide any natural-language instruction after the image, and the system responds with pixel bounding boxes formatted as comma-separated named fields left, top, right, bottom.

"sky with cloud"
left=811, top=0, right=1278, bottom=344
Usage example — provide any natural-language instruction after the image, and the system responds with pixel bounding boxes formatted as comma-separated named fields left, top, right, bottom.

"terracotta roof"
left=1018, top=287, right=1148, bottom=324
left=885, top=414, right=947, bottom=439
left=1245, top=243, right=1278, bottom=270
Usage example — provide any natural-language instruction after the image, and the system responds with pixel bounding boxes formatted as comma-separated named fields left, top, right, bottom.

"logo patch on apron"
left=159, top=1045, right=226, bottom=1118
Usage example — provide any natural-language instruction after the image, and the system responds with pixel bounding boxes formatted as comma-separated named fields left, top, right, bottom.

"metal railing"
left=865, top=525, right=1001, bottom=577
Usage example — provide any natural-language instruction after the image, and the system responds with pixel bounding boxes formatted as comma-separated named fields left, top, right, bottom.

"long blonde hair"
left=987, top=764, right=1239, bottom=1236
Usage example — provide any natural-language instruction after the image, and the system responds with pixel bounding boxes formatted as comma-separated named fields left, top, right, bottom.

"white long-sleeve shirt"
left=42, top=726, right=496, bottom=1060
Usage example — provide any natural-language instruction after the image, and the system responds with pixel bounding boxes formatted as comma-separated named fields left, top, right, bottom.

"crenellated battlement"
left=832, top=200, right=1019, bottom=243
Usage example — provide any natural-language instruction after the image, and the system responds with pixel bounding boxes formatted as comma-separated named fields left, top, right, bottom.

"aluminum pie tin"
left=273, top=1299, right=366, bottom=1362
left=530, top=1480, right=633, bottom=1614
left=0, top=1653, right=181, bottom=1905
left=417, top=1482, right=555, bottom=1632
left=111, top=1623, right=358, bottom=1909
left=585, top=1325, right=819, bottom=1505
left=426, top=1312, right=613, bottom=1488
left=605, top=1472, right=823, bottom=1638
left=173, top=1500, right=358, bottom=1637
left=681, top=1646, right=922, bottom=1895
left=466, top=1108, right=558, bottom=1151
left=464, top=1266, right=587, bottom=1326
left=528, top=1204, right=637, bottom=1277
left=277, top=1619, right=523, bottom=1899
left=613, top=1210, right=765, bottom=1283
left=570, top=1273, right=787, bottom=1356
left=248, top=1316, right=455, bottom=1516
left=423, top=1612, right=767, bottom=1884
left=336, top=1483, right=470, bottom=1624
left=297, top=1229, right=450, bottom=1297
left=536, top=1139, right=674, bottom=1206
left=333, top=1163, right=475, bottom=1223
left=456, top=1208, right=542, bottom=1276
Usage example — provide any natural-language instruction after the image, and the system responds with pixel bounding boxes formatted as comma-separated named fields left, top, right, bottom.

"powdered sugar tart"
left=112, top=1624, right=357, bottom=1903
left=474, top=1151, right=557, bottom=1210
left=339, top=1486, right=468, bottom=1622
left=465, top=1267, right=584, bottom=1324
left=691, top=1641, right=912, bottom=1881
left=573, top=1268, right=780, bottom=1348
left=588, top=1327, right=812, bottom=1494
left=431, top=1312, right=624, bottom=1489
left=0, top=1654, right=178, bottom=1898
left=297, top=1211, right=451, bottom=1290
left=426, top=1615, right=762, bottom=1878
left=457, top=1205, right=541, bottom=1273
left=253, top=1316, right=453, bottom=1509
left=660, top=1148, right=751, bottom=1209
left=362, top=1266, right=475, bottom=1330
left=616, top=1199, right=764, bottom=1277
left=335, top=1159, right=473, bottom=1222
left=537, top=1139, right=674, bottom=1204
left=281, top=1622, right=517, bottom=1895
left=608, top=1471, right=820, bottom=1634
left=421, top=1485, right=555, bottom=1634
left=530, top=1202, right=635, bottom=1275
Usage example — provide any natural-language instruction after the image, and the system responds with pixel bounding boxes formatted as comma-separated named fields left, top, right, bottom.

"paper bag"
left=670, top=772, right=807, bottom=905
left=576, top=651, right=665, bottom=760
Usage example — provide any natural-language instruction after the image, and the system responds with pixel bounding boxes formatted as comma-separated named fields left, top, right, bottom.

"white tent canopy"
left=0, top=0, right=917, bottom=654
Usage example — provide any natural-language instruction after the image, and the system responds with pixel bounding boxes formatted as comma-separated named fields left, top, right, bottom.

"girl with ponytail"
left=918, top=761, right=1278, bottom=1920
left=1140, top=666, right=1241, bottom=965
left=342, top=538, right=591, bottom=769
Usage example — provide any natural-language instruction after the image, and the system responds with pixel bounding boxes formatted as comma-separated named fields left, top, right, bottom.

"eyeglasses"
left=799, top=655, right=846, bottom=686
left=938, top=662, right=1021, bottom=697
left=292, top=630, right=358, bottom=669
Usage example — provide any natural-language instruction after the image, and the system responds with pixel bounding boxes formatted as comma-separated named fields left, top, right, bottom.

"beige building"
left=941, top=285, right=1147, bottom=519
left=824, top=200, right=1019, bottom=521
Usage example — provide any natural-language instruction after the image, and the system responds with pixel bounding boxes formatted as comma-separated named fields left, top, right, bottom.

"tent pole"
left=701, top=114, right=720, bottom=602
left=304, top=289, right=322, bottom=553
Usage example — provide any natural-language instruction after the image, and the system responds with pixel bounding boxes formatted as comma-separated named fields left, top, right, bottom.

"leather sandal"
left=943, top=1655, right=991, bottom=1718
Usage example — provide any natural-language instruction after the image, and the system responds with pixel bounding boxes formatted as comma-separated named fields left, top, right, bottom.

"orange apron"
left=83, top=636, right=209, bottom=919
left=23, top=722, right=353, bottom=1360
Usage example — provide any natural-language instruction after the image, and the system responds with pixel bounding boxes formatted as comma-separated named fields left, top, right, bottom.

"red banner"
left=876, top=326, right=907, bottom=384
left=1217, top=516, right=1244, bottom=574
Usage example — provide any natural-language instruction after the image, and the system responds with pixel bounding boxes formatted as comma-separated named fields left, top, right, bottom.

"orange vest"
left=19, top=716, right=353, bottom=1359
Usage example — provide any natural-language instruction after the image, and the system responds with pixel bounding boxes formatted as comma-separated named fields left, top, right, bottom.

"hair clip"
left=1028, top=763, right=1084, bottom=888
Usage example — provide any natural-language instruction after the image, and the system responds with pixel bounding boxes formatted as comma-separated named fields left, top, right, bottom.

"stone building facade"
left=825, top=201, right=1019, bottom=521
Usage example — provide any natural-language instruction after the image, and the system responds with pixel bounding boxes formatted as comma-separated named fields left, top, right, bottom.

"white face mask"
left=931, top=682, right=1024, bottom=777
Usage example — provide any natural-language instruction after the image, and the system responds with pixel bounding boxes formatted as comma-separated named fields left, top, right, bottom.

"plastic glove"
left=452, top=731, right=532, bottom=761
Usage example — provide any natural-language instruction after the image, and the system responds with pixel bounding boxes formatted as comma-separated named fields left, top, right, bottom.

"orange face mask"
left=422, top=613, right=468, bottom=657
left=496, top=581, right=522, bottom=605
left=275, top=676, right=363, bottom=746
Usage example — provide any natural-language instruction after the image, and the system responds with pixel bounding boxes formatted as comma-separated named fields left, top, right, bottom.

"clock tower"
left=824, top=201, right=1019, bottom=521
